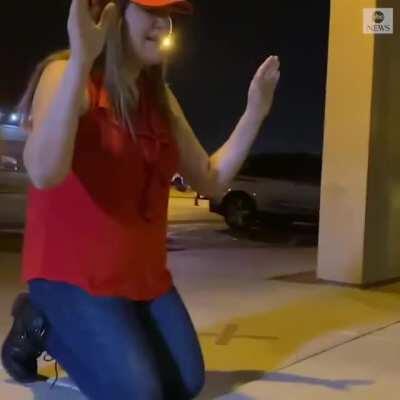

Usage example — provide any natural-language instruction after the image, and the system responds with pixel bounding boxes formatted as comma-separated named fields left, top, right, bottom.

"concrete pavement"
left=0, top=195, right=399, bottom=399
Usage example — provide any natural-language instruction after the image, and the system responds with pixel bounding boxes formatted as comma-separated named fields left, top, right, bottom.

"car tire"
left=223, top=194, right=256, bottom=231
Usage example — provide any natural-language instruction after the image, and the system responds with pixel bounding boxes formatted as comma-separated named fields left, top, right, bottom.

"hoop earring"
left=168, top=17, right=173, bottom=37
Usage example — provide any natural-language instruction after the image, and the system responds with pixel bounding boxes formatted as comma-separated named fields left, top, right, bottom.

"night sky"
left=0, top=1, right=330, bottom=155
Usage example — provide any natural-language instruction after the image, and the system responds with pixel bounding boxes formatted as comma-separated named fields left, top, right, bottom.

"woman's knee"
left=183, top=367, right=206, bottom=399
left=165, top=366, right=205, bottom=400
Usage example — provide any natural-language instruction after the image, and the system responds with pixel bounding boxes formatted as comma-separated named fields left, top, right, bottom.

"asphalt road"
left=0, top=194, right=318, bottom=254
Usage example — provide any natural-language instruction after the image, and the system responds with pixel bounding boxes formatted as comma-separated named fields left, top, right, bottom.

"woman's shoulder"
left=36, top=59, right=70, bottom=92
left=35, top=59, right=91, bottom=117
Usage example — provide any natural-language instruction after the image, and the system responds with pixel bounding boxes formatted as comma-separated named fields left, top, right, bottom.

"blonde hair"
left=18, top=0, right=171, bottom=138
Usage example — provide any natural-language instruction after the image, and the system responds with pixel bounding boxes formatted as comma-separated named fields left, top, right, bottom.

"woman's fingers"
left=97, top=2, right=118, bottom=31
left=257, top=56, right=280, bottom=78
left=91, top=0, right=109, bottom=23
left=68, top=0, right=116, bottom=64
left=255, top=57, right=280, bottom=90
left=70, top=0, right=93, bottom=25
left=70, top=0, right=115, bottom=27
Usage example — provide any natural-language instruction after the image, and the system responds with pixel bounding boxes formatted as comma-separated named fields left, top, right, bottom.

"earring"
left=168, top=17, right=173, bottom=37
left=160, top=17, right=174, bottom=50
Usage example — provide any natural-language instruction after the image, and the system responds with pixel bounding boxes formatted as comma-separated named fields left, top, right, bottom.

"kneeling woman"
left=2, top=0, right=280, bottom=398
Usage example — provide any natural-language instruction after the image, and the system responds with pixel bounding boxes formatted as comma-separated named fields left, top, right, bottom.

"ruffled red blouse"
left=22, top=72, right=180, bottom=301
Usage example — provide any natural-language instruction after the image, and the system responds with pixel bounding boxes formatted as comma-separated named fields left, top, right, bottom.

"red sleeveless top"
left=22, top=72, right=180, bottom=301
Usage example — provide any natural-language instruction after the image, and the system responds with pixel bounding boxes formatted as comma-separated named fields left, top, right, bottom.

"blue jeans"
left=29, top=279, right=205, bottom=400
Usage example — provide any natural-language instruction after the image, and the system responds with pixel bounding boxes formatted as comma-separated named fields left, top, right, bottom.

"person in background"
left=1, top=0, right=280, bottom=398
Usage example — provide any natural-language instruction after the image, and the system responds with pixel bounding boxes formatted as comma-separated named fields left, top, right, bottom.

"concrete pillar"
left=318, top=0, right=400, bottom=285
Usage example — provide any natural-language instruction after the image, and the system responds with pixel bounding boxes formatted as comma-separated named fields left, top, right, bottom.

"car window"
left=239, top=153, right=322, bottom=183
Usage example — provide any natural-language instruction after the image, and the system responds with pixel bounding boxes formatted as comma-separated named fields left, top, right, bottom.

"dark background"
left=0, top=0, right=330, bottom=155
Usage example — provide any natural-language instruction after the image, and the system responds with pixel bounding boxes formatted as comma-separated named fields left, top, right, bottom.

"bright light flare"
left=160, top=35, right=174, bottom=50
left=10, top=113, right=19, bottom=122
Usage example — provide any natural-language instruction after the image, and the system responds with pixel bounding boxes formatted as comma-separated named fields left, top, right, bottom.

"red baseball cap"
left=131, top=0, right=193, bottom=14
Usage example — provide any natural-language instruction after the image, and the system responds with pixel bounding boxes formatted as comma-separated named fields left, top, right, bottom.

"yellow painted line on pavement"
left=199, top=282, right=400, bottom=371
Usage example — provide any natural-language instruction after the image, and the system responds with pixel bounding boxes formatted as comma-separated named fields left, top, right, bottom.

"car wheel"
left=223, top=195, right=256, bottom=230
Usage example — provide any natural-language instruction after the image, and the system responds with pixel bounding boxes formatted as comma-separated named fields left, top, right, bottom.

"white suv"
left=209, top=153, right=321, bottom=230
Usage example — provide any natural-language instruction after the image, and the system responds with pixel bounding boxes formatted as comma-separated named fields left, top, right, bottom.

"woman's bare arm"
left=23, top=59, right=90, bottom=189
left=167, top=88, right=264, bottom=198
left=166, top=55, right=280, bottom=198
left=24, top=0, right=117, bottom=189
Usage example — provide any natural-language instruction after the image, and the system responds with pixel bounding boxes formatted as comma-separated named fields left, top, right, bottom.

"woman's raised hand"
left=247, top=55, right=281, bottom=121
left=67, top=0, right=118, bottom=68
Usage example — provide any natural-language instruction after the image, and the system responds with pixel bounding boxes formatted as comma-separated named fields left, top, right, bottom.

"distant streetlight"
left=9, top=113, right=19, bottom=123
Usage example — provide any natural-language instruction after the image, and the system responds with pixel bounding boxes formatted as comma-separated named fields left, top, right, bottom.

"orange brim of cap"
left=131, top=0, right=193, bottom=14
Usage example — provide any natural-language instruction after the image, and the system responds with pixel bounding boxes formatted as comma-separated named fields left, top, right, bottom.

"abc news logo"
left=363, top=8, right=393, bottom=34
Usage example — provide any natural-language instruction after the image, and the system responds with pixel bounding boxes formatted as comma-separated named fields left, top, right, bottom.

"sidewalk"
left=215, top=321, right=400, bottom=400
left=169, top=249, right=400, bottom=399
